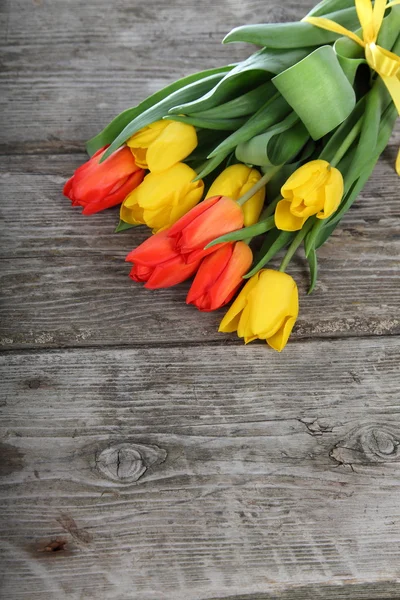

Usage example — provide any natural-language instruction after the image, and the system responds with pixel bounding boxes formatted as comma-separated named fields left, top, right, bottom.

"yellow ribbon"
left=305, top=0, right=400, bottom=174
left=305, top=0, right=400, bottom=113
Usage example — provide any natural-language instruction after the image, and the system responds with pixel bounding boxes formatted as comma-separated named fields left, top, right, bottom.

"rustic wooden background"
left=1, top=0, right=399, bottom=598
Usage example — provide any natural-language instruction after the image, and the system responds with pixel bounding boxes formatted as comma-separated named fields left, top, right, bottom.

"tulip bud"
left=120, top=163, right=204, bottom=233
left=168, top=195, right=245, bottom=263
left=63, top=146, right=145, bottom=215
left=186, top=242, right=253, bottom=312
left=275, top=160, right=344, bottom=231
left=126, top=229, right=200, bottom=289
left=219, top=269, right=299, bottom=351
left=206, top=164, right=266, bottom=227
left=127, top=120, right=198, bottom=173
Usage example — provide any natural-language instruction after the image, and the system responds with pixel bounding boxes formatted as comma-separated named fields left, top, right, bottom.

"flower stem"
left=236, top=166, right=281, bottom=206
left=279, top=218, right=314, bottom=273
left=330, top=119, right=363, bottom=168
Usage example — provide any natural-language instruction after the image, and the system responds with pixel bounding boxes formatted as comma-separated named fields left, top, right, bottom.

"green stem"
left=330, top=119, right=363, bottom=168
left=236, top=166, right=281, bottom=206
left=279, top=219, right=314, bottom=273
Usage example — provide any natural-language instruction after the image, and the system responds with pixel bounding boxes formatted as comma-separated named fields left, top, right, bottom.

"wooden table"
left=1, top=1, right=399, bottom=598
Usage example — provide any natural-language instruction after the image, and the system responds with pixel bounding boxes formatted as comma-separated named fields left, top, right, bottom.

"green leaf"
left=306, top=0, right=355, bottom=18
left=244, top=231, right=293, bottom=278
left=334, top=36, right=366, bottom=86
left=272, top=46, right=356, bottom=140
left=85, top=65, right=232, bottom=156
left=307, top=249, right=318, bottom=294
left=192, top=82, right=274, bottom=119
left=169, top=46, right=313, bottom=116
left=377, top=5, right=400, bottom=51
left=205, top=217, right=275, bottom=248
left=235, top=114, right=309, bottom=166
left=208, top=93, right=292, bottom=158
left=101, top=72, right=227, bottom=161
left=223, top=7, right=359, bottom=47
left=193, top=151, right=232, bottom=181
left=165, top=114, right=246, bottom=131
left=115, top=220, right=137, bottom=233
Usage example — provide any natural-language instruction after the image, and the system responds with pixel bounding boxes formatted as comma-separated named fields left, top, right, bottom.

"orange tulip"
left=126, top=230, right=200, bottom=289
left=168, top=195, right=244, bottom=263
left=63, top=146, right=145, bottom=215
left=186, top=242, right=253, bottom=312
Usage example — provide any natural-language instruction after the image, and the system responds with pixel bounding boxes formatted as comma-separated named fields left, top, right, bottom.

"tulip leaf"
left=307, top=0, right=355, bottom=18
left=208, top=93, right=292, bottom=158
left=307, top=248, right=318, bottom=294
left=334, top=36, right=367, bottom=86
left=272, top=46, right=356, bottom=140
left=115, top=220, right=137, bottom=233
left=100, top=72, right=228, bottom=161
left=235, top=115, right=309, bottom=166
left=223, top=7, right=359, bottom=47
left=193, top=151, right=232, bottom=181
left=85, top=65, right=232, bottom=156
left=169, top=46, right=312, bottom=116
left=192, top=82, right=274, bottom=119
left=377, top=5, right=400, bottom=51
left=244, top=231, right=293, bottom=278
left=165, top=114, right=247, bottom=131
left=205, top=217, right=275, bottom=249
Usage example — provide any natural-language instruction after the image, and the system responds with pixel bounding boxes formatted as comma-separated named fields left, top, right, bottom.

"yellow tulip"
left=275, top=160, right=344, bottom=231
left=206, top=164, right=266, bottom=226
left=219, top=269, right=298, bottom=351
left=120, top=163, right=204, bottom=233
left=127, top=120, right=197, bottom=173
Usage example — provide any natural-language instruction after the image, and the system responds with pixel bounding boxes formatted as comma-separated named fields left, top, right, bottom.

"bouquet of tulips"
left=64, top=0, right=399, bottom=351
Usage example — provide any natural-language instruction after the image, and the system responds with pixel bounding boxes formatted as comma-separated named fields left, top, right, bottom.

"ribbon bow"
left=305, top=0, right=400, bottom=172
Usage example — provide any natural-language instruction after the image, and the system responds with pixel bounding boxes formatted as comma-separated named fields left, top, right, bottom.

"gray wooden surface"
left=0, top=1, right=399, bottom=599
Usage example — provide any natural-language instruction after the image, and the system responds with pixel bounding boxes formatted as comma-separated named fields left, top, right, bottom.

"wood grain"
left=0, top=0, right=312, bottom=148
left=1, top=339, right=400, bottom=600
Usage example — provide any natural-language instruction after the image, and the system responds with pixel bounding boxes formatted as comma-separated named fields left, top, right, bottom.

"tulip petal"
left=146, top=121, right=198, bottom=173
left=249, top=270, right=298, bottom=340
left=275, top=200, right=306, bottom=231
left=317, top=167, right=344, bottom=219
left=219, top=273, right=260, bottom=333
left=145, top=257, right=200, bottom=289
left=281, top=160, right=329, bottom=199
left=267, top=315, right=297, bottom=351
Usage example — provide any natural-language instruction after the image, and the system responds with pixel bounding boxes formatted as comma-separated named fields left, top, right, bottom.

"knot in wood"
left=95, top=442, right=167, bottom=483
left=362, top=427, right=399, bottom=460
left=331, top=424, right=400, bottom=466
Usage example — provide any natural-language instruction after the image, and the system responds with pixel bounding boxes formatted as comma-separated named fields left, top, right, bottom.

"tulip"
left=63, top=146, right=145, bottom=215
left=186, top=242, right=253, bottom=312
left=219, top=269, right=298, bottom=351
left=126, top=229, right=200, bottom=289
left=120, top=163, right=204, bottom=233
left=275, top=160, right=344, bottom=231
left=206, top=164, right=266, bottom=227
left=168, top=195, right=245, bottom=263
left=127, top=120, right=197, bottom=173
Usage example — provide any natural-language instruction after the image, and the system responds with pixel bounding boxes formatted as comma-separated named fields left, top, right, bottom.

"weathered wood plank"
left=0, top=246, right=398, bottom=349
left=0, top=146, right=399, bottom=258
left=1, top=338, right=399, bottom=599
left=0, top=0, right=312, bottom=148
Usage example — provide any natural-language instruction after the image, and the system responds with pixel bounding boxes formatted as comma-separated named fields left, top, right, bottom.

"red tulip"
left=167, top=195, right=244, bottom=263
left=186, top=242, right=253, bottom=312
left=63, top=146, right=145, bottom=215
left=126, top=229, right=200, bottom=289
